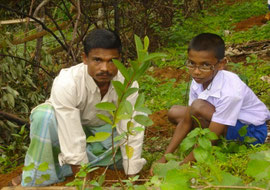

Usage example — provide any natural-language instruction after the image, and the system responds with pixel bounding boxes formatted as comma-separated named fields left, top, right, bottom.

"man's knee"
left=168, top=105, right=187, bottom=124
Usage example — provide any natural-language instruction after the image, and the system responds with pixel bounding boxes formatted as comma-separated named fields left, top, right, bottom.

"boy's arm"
left=182, top=121, right=226, bottom=163
left=158, top=107, right=193, bottom=163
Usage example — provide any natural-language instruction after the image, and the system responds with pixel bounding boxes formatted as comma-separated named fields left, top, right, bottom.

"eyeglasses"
left=185, top=60, right=219, bottom=72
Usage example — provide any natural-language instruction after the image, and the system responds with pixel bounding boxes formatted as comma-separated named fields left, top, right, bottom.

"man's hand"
left=149, top=156, right=167, bottom=176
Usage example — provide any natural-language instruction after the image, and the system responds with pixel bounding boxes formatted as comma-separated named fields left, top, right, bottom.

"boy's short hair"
left=188, top=33, right=225, bottom=60
left=83, top=29, right=122, bottom=56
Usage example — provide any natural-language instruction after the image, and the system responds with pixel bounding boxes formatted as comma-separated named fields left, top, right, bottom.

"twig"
left=33, top=0, right=50, bottom=17
left=104, top=179, right=150, bottom=183
left=68, top=0, right=81, bottom=63
left=191, top=185, right=266, bottom=190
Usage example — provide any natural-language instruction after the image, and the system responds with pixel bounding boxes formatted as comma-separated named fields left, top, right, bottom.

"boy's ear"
left=218, top=58, right=227, bottom=70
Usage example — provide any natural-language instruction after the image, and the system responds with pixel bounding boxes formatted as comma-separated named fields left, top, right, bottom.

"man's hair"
left=188, top=33, right=225, bottom=60
left=83, top=29, right=122, bottom=56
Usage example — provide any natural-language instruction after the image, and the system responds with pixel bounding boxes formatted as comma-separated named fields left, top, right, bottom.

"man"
left=16, top=29, right=146, bottom=186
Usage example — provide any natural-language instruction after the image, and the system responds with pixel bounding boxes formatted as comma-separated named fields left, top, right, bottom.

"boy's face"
left=83, top=48, right=119, bottom=85
left=187, top=49, right=224, bottom=89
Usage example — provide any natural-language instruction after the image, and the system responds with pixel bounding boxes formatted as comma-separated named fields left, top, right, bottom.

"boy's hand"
left=149, top=156, right=167, bottom=176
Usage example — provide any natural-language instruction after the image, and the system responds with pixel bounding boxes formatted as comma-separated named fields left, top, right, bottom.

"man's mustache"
left=96, top=72, right=112, bottom=76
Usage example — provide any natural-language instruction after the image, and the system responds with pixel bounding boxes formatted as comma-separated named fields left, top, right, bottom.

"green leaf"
left=6, top=86, right=19, bottom=97
left=180, top=137, right=196, bottom=152
left=142, top=52, right=167, bottom=63
left=125, top=145, right=134, bottom=159
left=95, top=102, right=116, bottom=112
left=238, top=125, right=248, bottom=137
left=211, top=171, right=243, bottom=186
left=161, top=169, right=190, bottom=190
left=133, top=127, right=144, bottom=132
left=134, top=94, right=145, bottom=110
left=98, top=174, right=105, bottom=186
left=113, top=59, right=129, bottom=80
left=198, top=137, right=212, bottom=150
left=153, top=160, right=180, bottom=177
left=144, top=36, right=149, bottom=50
left=37, top=162, right=49, bottom=172
left=124, top=100, right=133, bottom=116
left=23, top=163, right=35, bottom=171
left=26, top=76, right=37, bottom=88
left=123, top=87, right=139, bottom=100
left=244, top=136, right=257, bottom=143
left=135, top=107, right=152, bottom=114
left=130, top=60, right=139, bottom=72
left=134, top=61, right=151, bottom=80
left=245, top=159, right=270, bottom=180
left=127, top=121, right=134, bottom=133
left=24, top=176, right=32, bottom=184
left=112, top=81, right=124, bottom=98
left=135, top=35, right=144, bottom=61
left=7, top=93, right=15, bottom=107
left=186, top=128, right=200, bottom=138
left=97, top=114, right=113, bottom=125
left=87, top=132, right=111, bottom=143
left=205, top=131, right=218, bottom=140
left=6, top=120, right=19, bottom=128
left=134, top=115, right=153, bottom=126
left=194, top=147, right=208, bottom=162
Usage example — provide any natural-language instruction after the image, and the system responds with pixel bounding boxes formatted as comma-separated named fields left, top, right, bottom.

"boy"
left=154, top=33, right=270, bottom=167
left=13, top=29, right=146, bottom=186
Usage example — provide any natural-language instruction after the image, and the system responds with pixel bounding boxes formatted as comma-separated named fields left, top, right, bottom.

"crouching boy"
left=154, top=33, right=270, bottom=167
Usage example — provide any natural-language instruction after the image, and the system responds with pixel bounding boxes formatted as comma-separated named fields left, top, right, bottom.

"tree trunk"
left=183, top=0, right=203, bottom=17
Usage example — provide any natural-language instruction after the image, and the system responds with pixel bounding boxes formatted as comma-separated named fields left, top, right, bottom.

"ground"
left=0, top=14, right=270, bottom=189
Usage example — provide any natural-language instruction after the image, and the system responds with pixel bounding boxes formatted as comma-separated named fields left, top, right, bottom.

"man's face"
left=187, top=49, right=224, bottom=89
left=83, top=48, right=119, bottom=85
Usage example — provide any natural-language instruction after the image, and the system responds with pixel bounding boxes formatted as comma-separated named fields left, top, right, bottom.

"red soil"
left=234, top=14, right=268, bottom=31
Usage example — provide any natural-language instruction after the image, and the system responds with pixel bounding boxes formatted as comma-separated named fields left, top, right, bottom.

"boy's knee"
left=190, top=99, right=211, bottom=117
left=168, top=105, right=187, bottom=124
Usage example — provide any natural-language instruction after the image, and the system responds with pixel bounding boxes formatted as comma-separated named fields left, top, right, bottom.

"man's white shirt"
left=45, top=63, right=146, bottom=175
left=189, top=70, right=270, bottom=126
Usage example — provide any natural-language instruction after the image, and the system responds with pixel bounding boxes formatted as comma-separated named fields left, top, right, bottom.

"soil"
left=1, top=13, right=270, bottom=190
left=234, top=15, right=268, bottom=32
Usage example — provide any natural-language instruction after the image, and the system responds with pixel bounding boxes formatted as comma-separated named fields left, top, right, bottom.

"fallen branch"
left=0, top=111, right=29, bottom=127
left=0, top=18, right=39, bottom=25
left=0, top=3, right=68, bottom=52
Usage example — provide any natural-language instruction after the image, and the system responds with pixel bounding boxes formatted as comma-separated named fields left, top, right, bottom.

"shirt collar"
left=192, top=70, right=224, bottom=99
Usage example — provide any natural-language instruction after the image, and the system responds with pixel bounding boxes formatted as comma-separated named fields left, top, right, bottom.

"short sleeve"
left=212, top=95, right=243, bottom=126
left=189, top=83, right=198, bottom=106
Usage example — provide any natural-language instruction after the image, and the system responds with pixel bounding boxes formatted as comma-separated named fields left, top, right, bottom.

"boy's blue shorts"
left=226, top=120, right=268, bottom=145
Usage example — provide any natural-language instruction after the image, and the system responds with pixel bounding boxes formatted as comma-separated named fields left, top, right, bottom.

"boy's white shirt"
left=189, top=70, right=270, bottom=126
left=45, top=63, right=146, bottom=175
